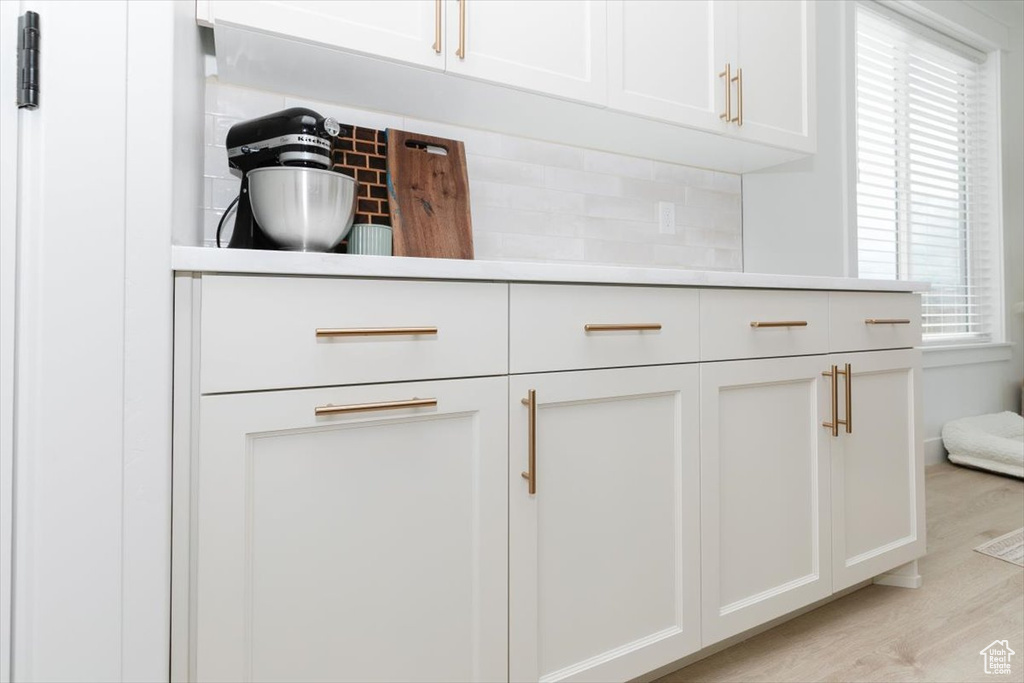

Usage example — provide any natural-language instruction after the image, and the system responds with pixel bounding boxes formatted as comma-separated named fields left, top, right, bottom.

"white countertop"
left=171, top=246, right=927, bottom=292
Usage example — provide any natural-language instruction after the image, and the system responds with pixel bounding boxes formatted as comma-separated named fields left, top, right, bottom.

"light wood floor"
left=657, top=463, right=1024, bottom=683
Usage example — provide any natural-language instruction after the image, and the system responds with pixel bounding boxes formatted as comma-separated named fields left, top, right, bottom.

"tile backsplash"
left=204, top=80, right=742, bottom=271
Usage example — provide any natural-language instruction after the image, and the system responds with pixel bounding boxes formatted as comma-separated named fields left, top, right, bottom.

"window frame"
left=844, top=0, right=1006, bottom=348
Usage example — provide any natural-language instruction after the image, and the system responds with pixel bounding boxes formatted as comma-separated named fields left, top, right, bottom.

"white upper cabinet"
left=445, top=0, right=607, bottom=105
left=203, top=1, right=446, bottom=70
left=726, top=0, right=816, bottom=151
left=607, top=0, right=727, bottom=131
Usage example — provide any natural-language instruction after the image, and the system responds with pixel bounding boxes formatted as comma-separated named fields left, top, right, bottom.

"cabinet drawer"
left=700, top=289, right=829, bottom=361
left=829, top=292, right=921, bottom=352
left=200, top=276, right=508, bottom=393
left=509, top=284, right=699, bottom=373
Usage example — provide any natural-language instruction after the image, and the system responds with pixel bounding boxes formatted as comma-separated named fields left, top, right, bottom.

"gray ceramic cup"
left=348, top=223, right=393, bottom=256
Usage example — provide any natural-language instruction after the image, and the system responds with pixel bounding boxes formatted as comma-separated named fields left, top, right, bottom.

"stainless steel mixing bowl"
left=248, top=167, right=357, bottom=251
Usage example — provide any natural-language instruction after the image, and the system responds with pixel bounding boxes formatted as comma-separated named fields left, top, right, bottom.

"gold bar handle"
left=432, top=0, right=442, bottom=53
left=731, top=67, right=743, bottom=126
left=584, top=323, right=663, bottom=332
left=750, top=320, right=808, bottom=328
left=521, top=390, right=536, bottom=495
left=842, top=363, right=852, bottom=433
left=456, top=0, right=466, bottom=59
left=865, top=318, right=911, bottom=325
left=821, top=366, right=838, bottom=437
left=719, top=63, right=732, bottom=121
left=316, top=327, right=438, bottom=337
left=315, top=397, right=437, bottom=416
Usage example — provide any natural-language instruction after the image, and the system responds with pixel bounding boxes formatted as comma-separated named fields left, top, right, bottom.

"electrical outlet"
left=658, top=201, right=675, bottom=235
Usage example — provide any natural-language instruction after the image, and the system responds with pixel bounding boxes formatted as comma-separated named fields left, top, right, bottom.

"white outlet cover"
left=658, top=201, right=675, bottom=235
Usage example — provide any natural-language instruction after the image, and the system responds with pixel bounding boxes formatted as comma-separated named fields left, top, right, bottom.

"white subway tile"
left=712, top=171, right=742, bottom=194
left=653, top=162, right=713, bottom=188
left=686, top=187, right=741, bottom=211
left=584, top=239, right=655, bottom=266
left=651, top=244, right=714, bottom=269
left=585, top=195, right=656, bottom=222
left=471, top=231, right=504, bottom=260
left=204, top=144, right=231, bottom=179
left=583, top=149, right=653, bottom=180
left=206, top=80, right=285, bottom=119
left=499, top=233, right=585, bottom=262
left=500, top=137, right=583, bottom=169
left=582, top=217, right=658, bottom=243
left=618, top=177, right=687, bottom=203
left=473, top=205, right=584, bottom=238
left=212, top=177, right=241, bottom=211
left=467, top=155, right=546, bottom=188
left=545, top=167, right=622, bottom=196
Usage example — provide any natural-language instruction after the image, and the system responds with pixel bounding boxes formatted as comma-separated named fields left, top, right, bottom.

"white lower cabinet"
left=508, top=365, right=702, bottom=682
left=177, top=276, right=925, bottom=683
left=830, top=349, right=925, bottom=591
left=193, top=377, right=508, bottom=683
left=699, top=355, right=832, bottom=645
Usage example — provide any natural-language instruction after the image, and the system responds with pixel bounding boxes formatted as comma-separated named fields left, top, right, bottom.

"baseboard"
left=924, top=436, right=947, bottom=465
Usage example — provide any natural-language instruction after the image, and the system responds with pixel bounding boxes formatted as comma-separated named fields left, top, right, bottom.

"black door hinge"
left=17, top=11, right=40, bottom=110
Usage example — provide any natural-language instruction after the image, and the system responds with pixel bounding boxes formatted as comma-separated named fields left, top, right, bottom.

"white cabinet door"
left=700, top=355, right=831, bottom=646
left=607, top=0, right=728, bottom=130
left=830, top=349, right=925, bottom=591
left=445, top=0, right=607, bottom=105
left=730, top=0, right=815, bottom=151
left=208, top=1, right=445, bottom=70
left=193, top=377, right=507, bottom=683
left=509, top=365, right=701, bottom=682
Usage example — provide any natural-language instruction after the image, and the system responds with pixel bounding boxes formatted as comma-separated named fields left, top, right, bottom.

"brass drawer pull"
left=316, top=327, right=438, bottom=337
left=315, top=398, right=437, bottom=416
left=865, top=318, right=911, bottom=325
left=841, top=363, right=852, bottom=433
left=732, top=67, right=743, bottom=126
left=584, top=323, right=663, bottom=332
left=750, top=320, right=808, bottom=328
left=822, top=366, right=839, bottom=437
left=719, top=63, right=732, bottom=121
left=456, top=0, right=466, bottom=59
left=521, top=390, right=537, bottom=495
left=432, top=0, right=442, bottom=53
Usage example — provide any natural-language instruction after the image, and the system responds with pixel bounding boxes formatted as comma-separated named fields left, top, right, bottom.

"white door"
left=208, top=1, right=445, bottom=70
left=830, top=349, right=925, bottom=591
left=607, top=0, right=728, bottom=130
left=730, top=0, right=815, bottom=151
left=193, top=377, right=508, bottom=683
left=509, top=365, right=701, bottom=683
left=445, top=0, right=607, bottom=105
left=700, top=355, right=831, bottom=646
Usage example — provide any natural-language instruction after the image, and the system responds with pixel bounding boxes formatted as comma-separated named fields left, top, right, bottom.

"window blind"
left=855, top=4, right=996, bottom=342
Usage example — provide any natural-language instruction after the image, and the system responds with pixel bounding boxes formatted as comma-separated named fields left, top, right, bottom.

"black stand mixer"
left=222, top=108, right=342, bottom=249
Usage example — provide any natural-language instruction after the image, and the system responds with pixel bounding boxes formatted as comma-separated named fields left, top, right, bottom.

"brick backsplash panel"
left=203, top=80, right=743, bottom=271
left=333, top=125, right=391, bottom=226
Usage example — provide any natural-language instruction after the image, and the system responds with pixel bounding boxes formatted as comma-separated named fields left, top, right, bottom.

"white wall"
left=742, top=0, right=1024, bottom=460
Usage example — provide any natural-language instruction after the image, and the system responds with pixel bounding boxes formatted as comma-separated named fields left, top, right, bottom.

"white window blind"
left=855, top=4, right=997, bottom=342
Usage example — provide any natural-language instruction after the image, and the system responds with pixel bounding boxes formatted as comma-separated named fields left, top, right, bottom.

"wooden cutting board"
left=386, top=129, right=474, bottom=259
